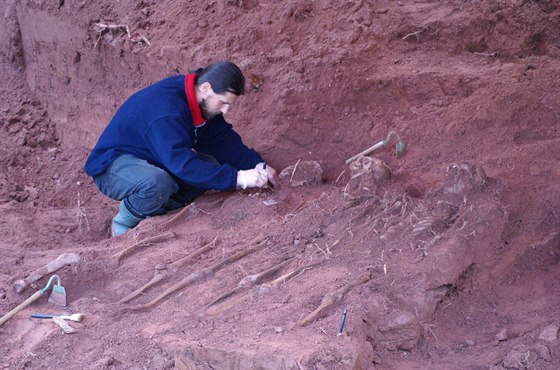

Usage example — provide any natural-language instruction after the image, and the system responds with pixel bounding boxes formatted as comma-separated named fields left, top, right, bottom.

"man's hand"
left=237, top=168, right=268, bottom=189
left=255, top=162, right=279, bottom=187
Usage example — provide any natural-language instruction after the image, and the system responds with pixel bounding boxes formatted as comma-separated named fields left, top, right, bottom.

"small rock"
left=279, top=161, right=323, bottom=187
left=534, top=343, right=551, bottom=362
left=374, top=310, right=421, bottom=351
left=539, top=324, right=558, bottom=342
left=7, top=122, right=20, bottom=134
left=444, top=162, right=487, bottom=195
left=274, top=327, right=283, bottom=333
left=454, top=339, right=475, bottom=351
left=526, top=64, right=536, bottom=70
left=15, top=135, right=27, bottom=146
left=197, top=20, right=208, bottom=28
left=502, top=346, right=529, bottom=369
left=496, top=328, right=508, bottom=341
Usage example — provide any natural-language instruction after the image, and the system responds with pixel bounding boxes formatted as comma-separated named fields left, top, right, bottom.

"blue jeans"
left=93, top=154, right=217, bottom=217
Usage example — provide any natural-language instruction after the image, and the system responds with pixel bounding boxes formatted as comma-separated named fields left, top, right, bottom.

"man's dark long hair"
left=194, top=61, right=245, bottom=96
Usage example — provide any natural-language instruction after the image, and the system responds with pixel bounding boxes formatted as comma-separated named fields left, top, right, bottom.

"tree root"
left=297, top=271, right=371, bottom=327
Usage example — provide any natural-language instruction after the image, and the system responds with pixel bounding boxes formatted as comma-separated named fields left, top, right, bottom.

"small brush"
left=31, top=313, right=84, bottom=322
left=52, top=317, right=77, bottom=334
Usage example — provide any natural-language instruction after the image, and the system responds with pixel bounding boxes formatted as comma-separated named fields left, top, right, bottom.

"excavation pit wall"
left=16, top=4, right=160, bottom=150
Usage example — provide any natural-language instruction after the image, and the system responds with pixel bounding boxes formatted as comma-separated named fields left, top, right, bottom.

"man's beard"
left=200, top=98, right=218, bottom=121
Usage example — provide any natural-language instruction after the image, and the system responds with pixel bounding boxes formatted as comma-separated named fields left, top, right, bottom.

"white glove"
left=255, top=161, right=279, bottom=188
left=237, top=168, right=268, bottom=189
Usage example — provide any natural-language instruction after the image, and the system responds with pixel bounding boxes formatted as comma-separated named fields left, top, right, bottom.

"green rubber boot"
left=111, top=201, right=143, bottom=237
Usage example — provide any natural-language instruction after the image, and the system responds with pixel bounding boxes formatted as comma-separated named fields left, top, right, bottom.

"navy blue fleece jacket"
left=84, top=75, right=263, bottom=190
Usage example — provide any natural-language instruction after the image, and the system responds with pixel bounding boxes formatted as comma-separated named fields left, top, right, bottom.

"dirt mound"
left=1, top=1, right=559, bottom=369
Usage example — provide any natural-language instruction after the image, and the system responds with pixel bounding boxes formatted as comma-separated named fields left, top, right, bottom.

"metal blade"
left=48, top=284, right=67, bottom=306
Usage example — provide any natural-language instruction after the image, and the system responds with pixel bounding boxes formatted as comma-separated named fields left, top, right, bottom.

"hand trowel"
left=48, top=275, right=67, bottom=306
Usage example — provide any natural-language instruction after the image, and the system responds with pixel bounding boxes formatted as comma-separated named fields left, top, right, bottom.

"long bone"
left=204, top=256, right=295, bottom=309
left=13, top=253, right=80, bottom=294
left=205, top=260, right=320, bottom=316
left=297, top=271, right=371, bottom=327
left=112, top=232, right=176, bottom=263
left=119, top=236, right=219, bottom=303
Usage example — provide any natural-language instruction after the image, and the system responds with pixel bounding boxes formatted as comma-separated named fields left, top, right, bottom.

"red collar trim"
left=185, top=74, right=205, bottom=127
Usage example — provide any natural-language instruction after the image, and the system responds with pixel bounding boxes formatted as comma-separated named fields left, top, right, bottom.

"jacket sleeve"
left=194, top=115, right=263, bottom=170
left=142, top=115, right=239, bottom=190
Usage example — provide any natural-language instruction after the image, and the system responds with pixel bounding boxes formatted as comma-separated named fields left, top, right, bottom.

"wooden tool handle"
left=0, top=290, right=44, bottom=326
left=345, top=140, right=385, bottom=165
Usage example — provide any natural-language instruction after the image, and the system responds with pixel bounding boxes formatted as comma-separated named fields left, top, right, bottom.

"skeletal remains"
left=204, top=259, right=322, bottom=316
left=117, top=233, right=372, bottom=327
left=120, top=236, right=268, bottom=309
left=10, top=232, right=370, bottom=330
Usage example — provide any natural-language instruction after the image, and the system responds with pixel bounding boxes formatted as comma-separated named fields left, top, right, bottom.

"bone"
left=205, top=260, right=319, bottom=316
left=118, top=270, right=167, bottom=304
left=169, top=236, right=218, bottom=272
left=297, top=272, right=371, bottom=327
left=112, top=232, right=176, bottom=263
left=204, top=257, right=295, bottom=309
left=140, top=247, right=259, bottom=309
left=118, top=237, right=219, bottom=304
left=13, top=253, right=80, bottom=294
